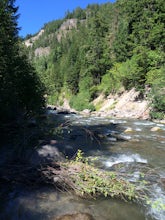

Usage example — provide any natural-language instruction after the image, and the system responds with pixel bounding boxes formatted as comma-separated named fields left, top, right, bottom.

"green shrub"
left=69, top=93, right=95, bottom=111
left=147, top=66, right=165, bottom=119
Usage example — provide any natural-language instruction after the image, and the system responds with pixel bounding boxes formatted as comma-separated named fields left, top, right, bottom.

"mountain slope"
left=25, top=0, right=165, bottom=119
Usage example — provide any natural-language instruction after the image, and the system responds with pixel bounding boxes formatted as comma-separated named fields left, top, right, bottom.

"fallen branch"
left=0, top=156, right=149, bottom=203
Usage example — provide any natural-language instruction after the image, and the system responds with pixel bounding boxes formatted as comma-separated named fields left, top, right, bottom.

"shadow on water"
left=0, top=185, right=148, bottom=220
left=1, top=112, right=161, bottom=220
left=0, top=186, right=53, bottom=220
left=45, top=112, right=126, bottom=159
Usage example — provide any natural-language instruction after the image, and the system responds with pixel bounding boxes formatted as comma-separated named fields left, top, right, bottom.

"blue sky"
left=16, top=0, right=115, bottom=37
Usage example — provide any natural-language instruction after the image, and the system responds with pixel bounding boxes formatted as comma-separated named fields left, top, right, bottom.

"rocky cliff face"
left=92, top=88, right=150, bottom=119
left=24, top=19, right=80, bottom=57
left=24, top=29, right=45, bottom=47
left=24, top=29, right=51, bottom=57
left=34, top=47, right=50, bottom=57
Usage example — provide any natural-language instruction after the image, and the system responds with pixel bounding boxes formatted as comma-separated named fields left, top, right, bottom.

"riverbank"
left=0, top=154, right=142, bottom=201
left=91, top=88, right=150, bottom=120
left=0, top=113, right=165, bottom=220
left=49, top=88, right=165, bottom=121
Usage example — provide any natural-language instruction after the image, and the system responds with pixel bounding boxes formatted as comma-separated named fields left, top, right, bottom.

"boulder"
left=150, top=126, right=162, bottom=132
left=47, top=105, right=57, bottom=111
left=81, top=109, right=91, bottom=116
left=124, top=127, right=133, bottom=133
left=30, top=144, right=64, bottom=166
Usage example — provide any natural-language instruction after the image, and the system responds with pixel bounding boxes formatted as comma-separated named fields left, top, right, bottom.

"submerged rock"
left=124, top=127, right=133, bottom=133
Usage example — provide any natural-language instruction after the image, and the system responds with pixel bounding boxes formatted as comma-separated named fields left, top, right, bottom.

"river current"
left=0, top=113, right=165, bottom=220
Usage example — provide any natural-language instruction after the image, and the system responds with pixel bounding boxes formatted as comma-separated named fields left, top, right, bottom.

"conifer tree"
left=0, top=0, right=45, bottom=123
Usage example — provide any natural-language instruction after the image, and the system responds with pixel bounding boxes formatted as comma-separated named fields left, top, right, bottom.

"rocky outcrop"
left=24, top=29, right=44, bottom=47
left=29, top=144, right=64, bottom=166
left=24, top=19, right=81, bottom=57
left=34, top=46, right=50, bottom=57
left=92, top=88, right=150, bottom=119
left=57, top=19, right=84, bottom=42
left=59, top=19, right=78, bottom=31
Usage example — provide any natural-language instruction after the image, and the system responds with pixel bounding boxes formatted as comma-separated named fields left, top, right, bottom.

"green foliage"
left=149, top=85, right=165, bottom=119
left=71, top=150, right=137, bottom=200
left=75, top=149, right=84, bottom=162
left=65, top=7, right=86, bottom=20
left=112, top=19, right=131, bottom=62
left=99, top=62, right=126, bottom=95
left=69, top=92, right=95, bottom=111
left=114, top=55, right=145, bottom=90
left=100, top=48, right=164, bottom=97
left=0, top=0, right=45, bottom=123
left=29, top=0, right=164, bottom=117
left=75, top=149, right=88, bottom=164
left=147, top=198, right=165, bottom=212
left=146, top=66, right=165, bottom=119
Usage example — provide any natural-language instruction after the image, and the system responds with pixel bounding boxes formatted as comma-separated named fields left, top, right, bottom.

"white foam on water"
left=109, top=130, right=119, bottom=134
left=119, top=134, right=132, bottom=140
left=128, top=171, right=141, bottom=182
left=134, top=121, right=155, bottom=126
left=135, top=128, right=142, bottom=131
left=109, top=119, right=127, bottom=124
left=147, top=184, right=165, bottom=220
left=156, top=123, right=165, bottom=127
left=103, top=154, right=165, bottom=220
left=104, top=154, right=147, bottom=167
left=47, top=109, right=58, bottom=114
left=106, top=137, right=117, bottom=142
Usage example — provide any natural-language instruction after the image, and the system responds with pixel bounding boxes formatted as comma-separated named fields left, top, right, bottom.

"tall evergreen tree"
left=0, top=0, right=45, bottom=123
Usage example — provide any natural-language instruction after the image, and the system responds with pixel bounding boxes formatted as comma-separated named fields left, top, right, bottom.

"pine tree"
left=0, top=0, right=45, bottom=123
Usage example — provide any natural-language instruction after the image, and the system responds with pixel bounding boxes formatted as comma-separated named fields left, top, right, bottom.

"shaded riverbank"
left=0, top=112, right=165, bottom=220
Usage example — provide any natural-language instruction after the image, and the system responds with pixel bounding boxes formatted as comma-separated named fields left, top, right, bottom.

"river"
left=0, top=113, right=165, bottom=220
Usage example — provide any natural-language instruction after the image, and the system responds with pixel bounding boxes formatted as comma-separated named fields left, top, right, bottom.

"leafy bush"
left=69, top=92, right=95, bottom=111
left=149, top=86, right=165, bottom=119
left=147, top=66, right=165, bottom=119
left=99, top=63, right=124, bottom=95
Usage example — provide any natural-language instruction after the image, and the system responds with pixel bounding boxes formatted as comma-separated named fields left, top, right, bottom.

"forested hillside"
left=27, top=0, right=165, bottom=119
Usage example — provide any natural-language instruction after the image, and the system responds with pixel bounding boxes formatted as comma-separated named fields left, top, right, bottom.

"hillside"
left=25, top=0, right=165, bottom=120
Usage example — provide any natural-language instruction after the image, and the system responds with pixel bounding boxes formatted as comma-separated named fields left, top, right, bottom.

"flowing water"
left=0, top=113, right=165, bottom=220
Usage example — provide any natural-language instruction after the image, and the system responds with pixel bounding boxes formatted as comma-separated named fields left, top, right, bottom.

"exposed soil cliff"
left=92, top=88, right=150, bottom=119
